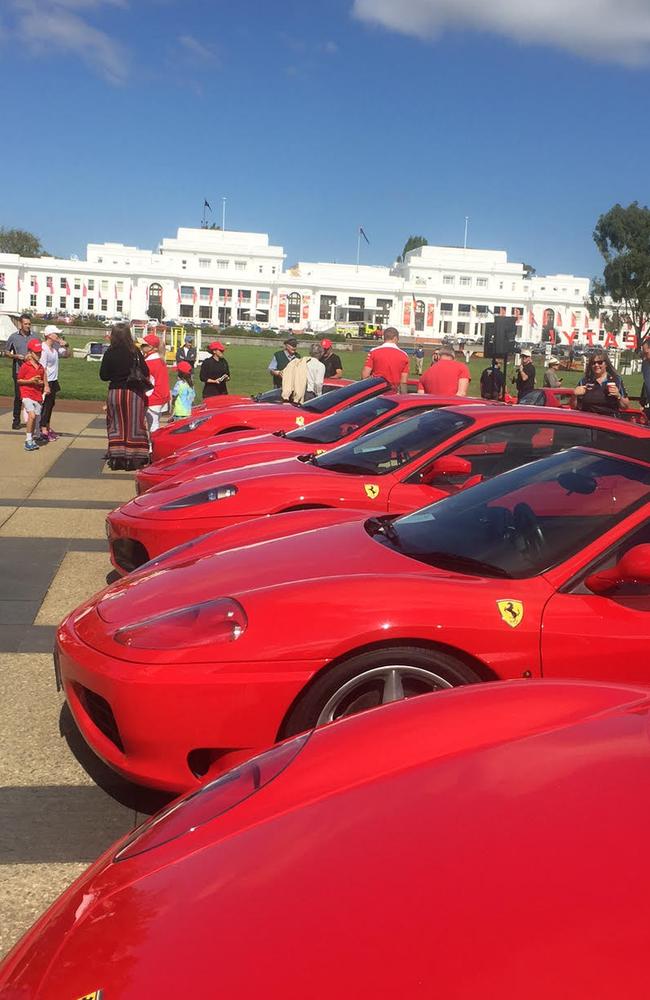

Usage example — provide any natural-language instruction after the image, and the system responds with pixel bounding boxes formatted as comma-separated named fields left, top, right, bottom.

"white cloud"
left=351, top=0, right=650, bottom=66
left=7, top=0, right=128, bottom=83
left=178, top=33, right=219, bottom=63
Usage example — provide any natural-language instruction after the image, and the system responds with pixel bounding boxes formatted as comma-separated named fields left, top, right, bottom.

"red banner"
left=302, top=294, right=310, bottom=320
left=426, top=303, right=434, bottom=327
left=403, top=300, right=411, bottom=326
left=279, top=293, right=287, bottom=319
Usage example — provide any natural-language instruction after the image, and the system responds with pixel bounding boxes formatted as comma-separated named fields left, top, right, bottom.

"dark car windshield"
left=285, top=397, right=398, bottom=444
left=316, top=409, right=473, bottom=476
left=252, top=388, right=284, bottom=404
left=300, top=377, right=387, bottom=414
left=369, top=448, right=650, bottom=578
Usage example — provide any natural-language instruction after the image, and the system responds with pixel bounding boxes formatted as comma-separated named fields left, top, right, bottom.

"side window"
left=592, top=430, right=650, bottom=462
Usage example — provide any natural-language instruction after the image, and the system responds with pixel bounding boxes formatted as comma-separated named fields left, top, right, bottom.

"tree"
left=0, top=227, right=45, bottom=257
left=398, top=235, right=428, bottom=262
left=593, top=202, right=650, bottom=348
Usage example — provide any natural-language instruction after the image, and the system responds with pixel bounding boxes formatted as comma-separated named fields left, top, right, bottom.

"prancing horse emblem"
left=497, top=600, right=524, bottom=628
left=364, top=484, right=380, bottom=500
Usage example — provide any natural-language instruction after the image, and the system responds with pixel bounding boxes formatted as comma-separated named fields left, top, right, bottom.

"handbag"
left=126, top=352, right=152, bottom=391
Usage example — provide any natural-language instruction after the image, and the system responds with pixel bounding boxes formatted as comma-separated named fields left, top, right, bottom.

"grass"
left=1, top=341, right=644, bottom=402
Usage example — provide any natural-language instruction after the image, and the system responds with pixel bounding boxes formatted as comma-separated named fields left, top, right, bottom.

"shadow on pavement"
left=58, top=703, right=172, bottom=816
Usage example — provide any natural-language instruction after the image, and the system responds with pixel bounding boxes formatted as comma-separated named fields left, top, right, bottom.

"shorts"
left=22, top=399, right=42, bottom=417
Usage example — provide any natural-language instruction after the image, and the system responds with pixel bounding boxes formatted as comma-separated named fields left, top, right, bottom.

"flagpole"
left=463, top=216, right=469, bottom=249
left=356, top=227, right=361, bottom=272
left=222, top=197, right=226, bottom=231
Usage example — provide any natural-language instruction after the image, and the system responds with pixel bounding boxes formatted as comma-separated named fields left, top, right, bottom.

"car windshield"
left=315, top=409, right=473, bottom=476
left=300, top=377, right=386, bottom=414
left=253, top=388, right=283, bottom=404
left=285, top=397, right=398, bottom=444
left=369, top=448, right=650, bottom=578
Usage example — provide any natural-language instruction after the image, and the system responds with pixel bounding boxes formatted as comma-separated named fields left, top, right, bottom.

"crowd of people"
left=4, top=318, right=649, bottom=465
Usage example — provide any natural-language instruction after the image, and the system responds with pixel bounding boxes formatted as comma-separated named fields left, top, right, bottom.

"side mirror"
left=421, top=455, right=472, bottom=484
left=585, top=544, right=650, bottom=595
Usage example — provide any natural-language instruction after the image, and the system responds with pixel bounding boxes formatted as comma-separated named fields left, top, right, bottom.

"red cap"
left=143, top=333, right=160, bottom=347
left=176, top=360, right=192, bottom=374
left=27, top=338, right=42, bottom=353
left=321, top=338, right=333, bottom=349
left=208, top=341, right=225, bottom=352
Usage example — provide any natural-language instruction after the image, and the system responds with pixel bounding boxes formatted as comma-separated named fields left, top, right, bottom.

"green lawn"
left=1, top=342, right=643, bottom=402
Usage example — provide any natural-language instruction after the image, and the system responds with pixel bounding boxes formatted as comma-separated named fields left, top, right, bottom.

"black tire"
left=280, top=645, right=481, bottom=738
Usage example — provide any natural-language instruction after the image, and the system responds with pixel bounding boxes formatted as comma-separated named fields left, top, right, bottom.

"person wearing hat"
left=171, top=360, right=196, bottom=420
left=321, top=338, right=342, bottom=379
left=200, top=341, right=230, bottom=398
left=544, top=356, right=563, bottom=389
left=176, top=334, right=197, bottom=370
left=39, top=324, right=68, bottom=441
left=514, top=349, right=536, bottom=401
left=140, top=333, right=171, bottom=434
left=16, top=338, right=46, bottom=451
left=268, top=337, right=299, bottom=388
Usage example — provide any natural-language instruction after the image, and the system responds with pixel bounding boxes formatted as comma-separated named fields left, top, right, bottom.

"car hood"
left=96, top=518, right=419, bottom=625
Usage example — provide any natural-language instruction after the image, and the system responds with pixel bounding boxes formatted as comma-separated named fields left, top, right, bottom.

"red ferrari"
left=109, top=406, right=650, bottom=573
left=136, top=393, right=494, bottom=493
left=4, top=680, right=650, bottom=998
left=151, top=376, right=391, bottom=461
left=60, top=444, right=650, bottom=792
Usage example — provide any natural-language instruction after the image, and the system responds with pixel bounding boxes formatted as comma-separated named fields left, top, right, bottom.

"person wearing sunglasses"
left=574, top=350, right=630, bottom=417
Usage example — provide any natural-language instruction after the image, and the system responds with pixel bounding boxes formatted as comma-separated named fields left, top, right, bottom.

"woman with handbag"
left=99, top=323, right=151, bottom=470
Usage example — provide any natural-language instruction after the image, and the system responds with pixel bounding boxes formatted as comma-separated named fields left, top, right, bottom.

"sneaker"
left=24, top=441, right=39, bottom=452
left=12, top=422, right=21, bottom=430
left=34, top=435, right=50, bottom=445
left=47, top=430, right=59, bottom=441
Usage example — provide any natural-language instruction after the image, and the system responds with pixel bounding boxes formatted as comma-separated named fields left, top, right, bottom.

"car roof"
left=442, top=403, right=650, bottom=436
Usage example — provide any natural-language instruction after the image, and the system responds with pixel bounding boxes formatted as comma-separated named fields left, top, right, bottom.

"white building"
left=0, top=225, right=631, bottom=346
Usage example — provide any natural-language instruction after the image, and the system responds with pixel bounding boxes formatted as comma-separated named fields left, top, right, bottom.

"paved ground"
left=0, top=408, right=171, bottom=958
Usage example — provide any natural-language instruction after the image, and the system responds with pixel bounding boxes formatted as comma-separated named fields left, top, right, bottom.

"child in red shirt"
left=17, top=339, right=46, bottom=452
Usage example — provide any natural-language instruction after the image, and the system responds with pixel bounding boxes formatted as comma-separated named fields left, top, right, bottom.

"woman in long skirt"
left=100, top=324, right=151, bottom=470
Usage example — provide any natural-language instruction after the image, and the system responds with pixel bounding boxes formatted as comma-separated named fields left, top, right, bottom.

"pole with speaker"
left=483, top=316, right=517, bottom=400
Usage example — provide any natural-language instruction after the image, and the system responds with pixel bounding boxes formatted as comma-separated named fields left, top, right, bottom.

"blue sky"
left=2, top=0, right=650, bottom=279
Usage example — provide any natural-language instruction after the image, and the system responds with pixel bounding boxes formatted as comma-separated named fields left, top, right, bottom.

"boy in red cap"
left=140, top=333, right=171, bottom=433
left=199, top=341, right=230, bottom=398
left=171, top=360, right=196, bottom=419
left=17, top=338, right=47, bottom=452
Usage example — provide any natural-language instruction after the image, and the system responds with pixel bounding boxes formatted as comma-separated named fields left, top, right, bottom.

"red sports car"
left=150, top=376, right=392, bottom=461
left=4, top=679, right=650, bottom=998
left=60, top=444, right=650, bottom=792
left=109, top=406, right=650, bottom=573
left=136, top=393, right=494, bottom=493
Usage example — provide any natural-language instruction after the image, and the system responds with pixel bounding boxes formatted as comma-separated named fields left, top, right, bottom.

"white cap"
left=43, top=324, right=63, bottom=338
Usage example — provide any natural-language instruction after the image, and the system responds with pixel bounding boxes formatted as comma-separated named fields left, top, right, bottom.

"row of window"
left=184, top=258, right=278, bottom=275
left=177, top=305, right=271, bottom=320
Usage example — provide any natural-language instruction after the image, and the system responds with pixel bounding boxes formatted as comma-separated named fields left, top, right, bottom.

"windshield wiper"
left=425, top=552, right=511, bottom=578
left=366, top=517, right=402, bottom=546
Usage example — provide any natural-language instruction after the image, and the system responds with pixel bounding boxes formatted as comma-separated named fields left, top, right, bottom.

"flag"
left=204, top=199, right=212, bottom=211
left=359, top=226, right=370, bottom=244
left=556, top=311, right=563, bottom=328
left=83, top=282, right=87, bottom=297
left=529, top=310, right=537, bottom=328
left=65, top=279, right=70, bottom=295
left=33, top=277, right=39, bottom=293
left=571, top=312, right=577, bottom=327
left=209, top=288, right=214, bottom=304
left=177, top=287, right=181, bottom=304
left=192, top=287, right=197, bottom=304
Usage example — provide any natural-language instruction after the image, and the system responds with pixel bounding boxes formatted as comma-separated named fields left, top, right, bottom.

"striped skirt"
left=106, top=388, right=149, bottom=470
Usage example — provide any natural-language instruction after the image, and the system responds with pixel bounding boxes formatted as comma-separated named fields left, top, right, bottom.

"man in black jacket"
left=176, top=334, right=197, bottom=370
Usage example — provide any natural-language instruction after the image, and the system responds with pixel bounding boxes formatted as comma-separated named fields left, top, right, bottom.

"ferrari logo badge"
left=364, top=484, right=380, bottom=500
left=497, top=600, right=524, bottom=629
left=77, top=992, right=104, bottom=1000
left=316, top=449, right=326, bottom=456
left=295, top=416, right=305, bottom=427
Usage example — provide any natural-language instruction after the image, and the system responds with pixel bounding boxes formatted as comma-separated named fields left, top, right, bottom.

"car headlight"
left=160, top=484, right=238, bottom=510
left=114, top=732, right=310, bottom=861
left=114, top=597, right=247, bottom=649
left=170, top=415, right=211, bottom=434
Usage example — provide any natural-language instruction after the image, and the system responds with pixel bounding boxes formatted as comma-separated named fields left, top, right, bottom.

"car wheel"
left=281, top=646, right=480, bottom=738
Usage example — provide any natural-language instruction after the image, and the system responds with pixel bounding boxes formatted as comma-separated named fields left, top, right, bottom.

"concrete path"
left=0, top=409, right=170, bottom=958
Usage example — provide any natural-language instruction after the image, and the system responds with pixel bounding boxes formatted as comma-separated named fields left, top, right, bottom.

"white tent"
left=0, top=314, right=17, bottom=342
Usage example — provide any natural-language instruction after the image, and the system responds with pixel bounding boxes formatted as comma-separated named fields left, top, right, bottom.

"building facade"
left=0, top=226, right=635, bottom=347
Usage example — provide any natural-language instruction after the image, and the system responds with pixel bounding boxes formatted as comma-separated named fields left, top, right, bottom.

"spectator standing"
left=640, top=338, right=650, bottom=421
left=480, top=359, right=504, bottom=400
left=99, top=324, right=151, bottom=471
left=40, top=324, right=68, bottom=441
left=269, top=337, right=299, bottom=387
left=16, top=339, right=46, bottom=452
left=574, top=351, right=630, bottom=417
left=200, top=341, right=230, bottom=398
left=140, top=334, right=171, bottom=434
left=321, top=339, right=343, bottom=378
left=514, top=350, right=536, bottom=400
left=361, top=327, right=409, bottom=393
left=544, top=357, right=563, bottom=388
left=4, top=314, right=31, bottom=429
left=305, top=344, right=326, bottom=399
left=414, top=345, right=425, bottom=375
left=171, top=361, right=196, bottom=420
left=176, top=334, right=197, bottom=370
left=417, top=347, right=470, bottom=396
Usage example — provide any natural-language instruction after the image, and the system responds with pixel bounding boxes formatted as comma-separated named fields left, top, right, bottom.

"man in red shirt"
left=17, top=338, right=47, bottom=452
left=417, top=347, right=470, bottom=397
left=361, top=327, right=409, bottom=392
left=140, top=334, right=171, bottom=434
